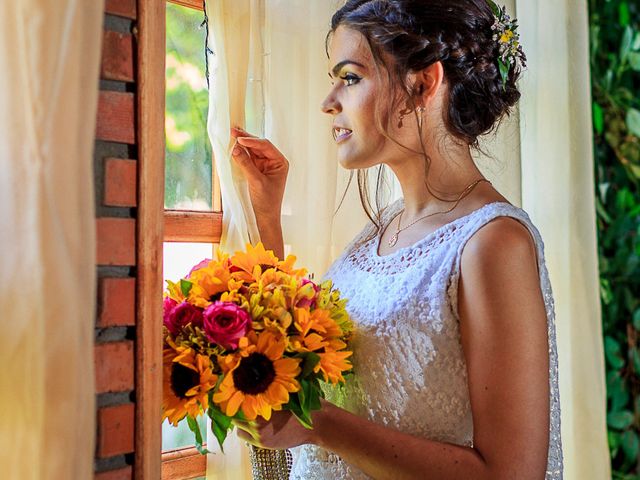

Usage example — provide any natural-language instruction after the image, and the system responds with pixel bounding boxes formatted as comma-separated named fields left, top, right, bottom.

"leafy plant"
left=589, top=0, right=640, bottom=476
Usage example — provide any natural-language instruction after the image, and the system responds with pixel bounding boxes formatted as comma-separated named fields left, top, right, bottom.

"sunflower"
left=163, top=342, right=218, bottom=426
left=213, top=331, right=301, bottom=421
left=187, top=261, right=242, bottom=308
left=230, top=243, right=307, bottom=281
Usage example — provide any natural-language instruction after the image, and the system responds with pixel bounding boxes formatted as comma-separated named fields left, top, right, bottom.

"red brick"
left=96, top=91, right=135, bottom=144
left=101, top=31, right=134, bottom=83
left=96, top=218, right=136, bottom=266
left=95, top=466, right=132, bottom=480
left=105, top=0, right=137, bottom=19
left=97, top=404, right=135, bottom=457
left=95, top=341, right=134, bottom=393
left=104, top=158, right=137, bottom=207
left=98, top=278, right=136, bottom=327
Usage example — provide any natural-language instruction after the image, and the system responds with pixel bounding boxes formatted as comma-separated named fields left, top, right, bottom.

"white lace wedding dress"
left=290, top=199, right=563, bottom=479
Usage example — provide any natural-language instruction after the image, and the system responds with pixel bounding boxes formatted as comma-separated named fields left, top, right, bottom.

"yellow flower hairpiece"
left=487, top=0, right=527, bottom=90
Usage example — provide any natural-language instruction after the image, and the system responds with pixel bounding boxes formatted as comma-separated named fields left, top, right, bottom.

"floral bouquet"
left=162, top=243, right=353, bottom=462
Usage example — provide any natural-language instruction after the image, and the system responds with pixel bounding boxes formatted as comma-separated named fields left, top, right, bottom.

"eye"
left=340, top=73, right=361, bottom=86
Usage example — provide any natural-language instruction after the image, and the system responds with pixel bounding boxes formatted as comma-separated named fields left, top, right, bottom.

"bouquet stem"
left=248, top=446, right=292, bottom=480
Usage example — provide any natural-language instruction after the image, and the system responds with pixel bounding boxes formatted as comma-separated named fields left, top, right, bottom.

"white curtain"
left=516, top=0, right=610, bottom=478
left=206, top=0, right=610, bottom=478
left=0, top=1, right=102, bottom=479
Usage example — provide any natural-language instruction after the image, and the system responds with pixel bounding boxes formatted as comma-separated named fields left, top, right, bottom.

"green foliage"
left=165, top=3, right=212, bottom=210
left=590, top=0, right=640, bottom=475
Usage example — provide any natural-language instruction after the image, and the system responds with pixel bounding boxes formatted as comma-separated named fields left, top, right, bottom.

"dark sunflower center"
left=259, top=264, right=274, bottom=271
left=232, top=353, right=276, bottom=395
left=170, top=363, right=200, bottom=399
left=209, top=292, right=223, bottom=303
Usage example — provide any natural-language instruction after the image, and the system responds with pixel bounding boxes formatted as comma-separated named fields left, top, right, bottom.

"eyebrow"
left=328, top=60, right=367, bottom=78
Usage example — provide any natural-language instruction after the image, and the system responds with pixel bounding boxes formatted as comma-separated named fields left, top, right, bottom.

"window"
left=161, top=1, right=220, bottom=478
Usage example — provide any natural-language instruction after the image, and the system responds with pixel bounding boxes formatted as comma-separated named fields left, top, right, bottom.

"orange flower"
left=188, top=262, right=240, bottom=308
left=163, top=342, right=218, bottom=426
left=294, top=308, right=342, bottom=339
left=213, top=331, right=301, bottom=421
left=314, top=349, right=353, bottom=384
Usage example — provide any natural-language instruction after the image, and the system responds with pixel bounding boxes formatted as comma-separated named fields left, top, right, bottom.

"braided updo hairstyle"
left=329, top=0, right=522, bottom=147
left=328, top=0, right=524, bottom=233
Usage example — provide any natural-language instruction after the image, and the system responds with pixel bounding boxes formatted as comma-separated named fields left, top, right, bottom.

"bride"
left=229, top=0, right=563, bottom=478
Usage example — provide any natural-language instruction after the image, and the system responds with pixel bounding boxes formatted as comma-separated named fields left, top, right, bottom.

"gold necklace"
left=388, top=178, right=492, bottom=247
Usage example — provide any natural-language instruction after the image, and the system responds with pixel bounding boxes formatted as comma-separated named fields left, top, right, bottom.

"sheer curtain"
left=516, top=0, right=610, bottom=477
left=206, top=0, right=609, bottom=478
left=0, top=0, right=103, bottom=479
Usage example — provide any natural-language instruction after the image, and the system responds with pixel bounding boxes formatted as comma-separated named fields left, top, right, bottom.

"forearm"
left=254, top=213, right=284, bottom=259
left=312, top=403, right=491, bottom=480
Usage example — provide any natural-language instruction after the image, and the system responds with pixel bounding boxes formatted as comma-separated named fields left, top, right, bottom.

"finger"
left=236, top=136, right=281, bottom=155
left=231, top=140, right=262, bottom=179
left=231, top=126, right=258, bottom=139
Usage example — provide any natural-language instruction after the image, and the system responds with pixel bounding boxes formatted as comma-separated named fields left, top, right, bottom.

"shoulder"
left=461, top=215, right=538, bottom=272
left=457, top=215, right=542, bottom=324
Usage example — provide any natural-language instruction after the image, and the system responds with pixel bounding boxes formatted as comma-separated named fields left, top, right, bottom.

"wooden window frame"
left=138, top=0, right=221, bottom=479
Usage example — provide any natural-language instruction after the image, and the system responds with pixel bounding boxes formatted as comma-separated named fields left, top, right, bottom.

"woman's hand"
left=230, top=127, right=289, bottom=220
left=234, top=410, right=317, bottom=450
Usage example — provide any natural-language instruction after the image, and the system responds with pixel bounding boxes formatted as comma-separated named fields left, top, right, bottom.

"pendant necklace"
left=388, top=178, right=491, bottom=248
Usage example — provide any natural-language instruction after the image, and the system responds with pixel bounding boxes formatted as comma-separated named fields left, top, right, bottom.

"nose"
left=320, top=90, right=341, bottom=115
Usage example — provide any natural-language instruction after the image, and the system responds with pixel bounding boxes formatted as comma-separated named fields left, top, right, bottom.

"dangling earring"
left=416, top=105, right=425, bottom=130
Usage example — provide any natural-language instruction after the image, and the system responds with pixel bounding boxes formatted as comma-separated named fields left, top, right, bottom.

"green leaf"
left=607, top=410, right=635, bottom=430
left=629, top=52, right=640, bottom=72
left=180, top=279, right=194, bottom=297
left=604, top=336, right=625, bottom=369
left=187, top=415, right=211, bottom=455
left=208, top=404, right=233, bottom=452
left=632, top=348, right=640, bottom=374
left=593, top=102, right=604, bottom=135
left=633, top=309, right=640, bottom=331
left=626, top=108, right=640, bottom=138
left=620, top=26, right=633, bottom=63
left=300, top=352, right=321, bottom=378
left=618, top=2, right=630, bottom=27
left=486, top=0, right=500, bottom=16
left=621, top=430, right=639, bottom=462
left=498, top=59, right=509, bottom=91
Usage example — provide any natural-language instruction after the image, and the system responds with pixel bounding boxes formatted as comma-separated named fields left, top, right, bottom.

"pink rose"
left=165, top=301, right=204, bottom=335
left=203, top=301, right=252, bottom=349
left=163, top=297, right=178, bottom=327
left=296, top=279, right=320, bottom=308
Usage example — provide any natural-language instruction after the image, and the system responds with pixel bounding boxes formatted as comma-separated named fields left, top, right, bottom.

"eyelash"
left=331, top=73, right=361, bottom=87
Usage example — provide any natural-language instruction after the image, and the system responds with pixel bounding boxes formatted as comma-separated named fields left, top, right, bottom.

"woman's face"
left=322, top=26, right=413, bottom=170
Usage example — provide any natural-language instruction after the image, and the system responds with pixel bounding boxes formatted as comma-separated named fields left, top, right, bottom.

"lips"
left=332, top=126, right=353, bottom=143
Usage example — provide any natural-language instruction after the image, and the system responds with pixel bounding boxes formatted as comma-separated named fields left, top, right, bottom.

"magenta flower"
left=187, top=258, right=212, bottom=278
left=296, top=279, right=320, bottom=309
left=203, top=302, right=252, bottom=350
left=164, top=301, right=204, bottom=335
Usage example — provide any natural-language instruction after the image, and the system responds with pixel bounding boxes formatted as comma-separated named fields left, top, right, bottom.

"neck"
left=385, top=141, right=484, bottom=220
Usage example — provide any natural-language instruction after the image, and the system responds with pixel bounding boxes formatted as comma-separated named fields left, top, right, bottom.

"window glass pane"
left=162, top=242, right=214, bottom=451
left=165, top=2, right=212, bottom=211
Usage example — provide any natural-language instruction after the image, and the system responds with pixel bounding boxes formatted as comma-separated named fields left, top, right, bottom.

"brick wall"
left=95, top=1, right=138, bottom=478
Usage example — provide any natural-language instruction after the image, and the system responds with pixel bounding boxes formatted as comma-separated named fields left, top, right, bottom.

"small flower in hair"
left=487, top=0, right=526, bottom=90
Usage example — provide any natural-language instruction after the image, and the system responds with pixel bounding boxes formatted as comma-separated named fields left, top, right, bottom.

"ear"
left=411, top=61, right=445, bottom=106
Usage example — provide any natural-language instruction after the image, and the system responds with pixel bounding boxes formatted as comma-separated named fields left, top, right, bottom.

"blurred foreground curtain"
left=516, top=0, right=610, bottom=478
left=0, top=1, right=103, bottom=479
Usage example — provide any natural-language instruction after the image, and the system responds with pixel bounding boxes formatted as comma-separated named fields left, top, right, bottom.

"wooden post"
left=136, top=0, right=165, bottom=478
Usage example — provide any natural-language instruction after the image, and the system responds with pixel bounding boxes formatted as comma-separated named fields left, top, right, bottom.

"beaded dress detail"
left=290, top=199, right=563, bottom=479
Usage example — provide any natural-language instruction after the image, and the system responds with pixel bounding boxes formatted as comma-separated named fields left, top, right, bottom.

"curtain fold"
left=0, top=0, right=102, bottom=478
left=516, top=0, right=610, bottom=478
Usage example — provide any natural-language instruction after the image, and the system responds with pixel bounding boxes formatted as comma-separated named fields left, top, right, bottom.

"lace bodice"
left=290, top=199, right=563, bottom=479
